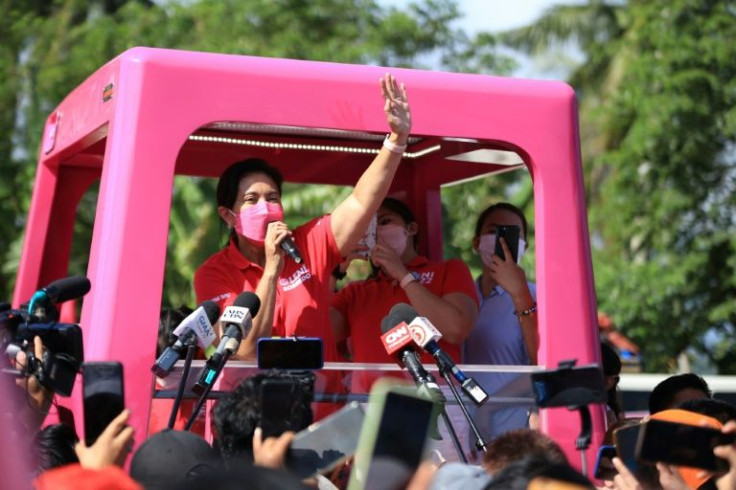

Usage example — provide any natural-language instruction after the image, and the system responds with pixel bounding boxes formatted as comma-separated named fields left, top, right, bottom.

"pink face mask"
left=230, top=201, right=284, bottom=244
left=376, top=224, right=409, bottom=255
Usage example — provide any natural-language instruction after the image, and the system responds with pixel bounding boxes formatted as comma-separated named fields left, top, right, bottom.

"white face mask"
left=478, top=234, right=526, bottom=266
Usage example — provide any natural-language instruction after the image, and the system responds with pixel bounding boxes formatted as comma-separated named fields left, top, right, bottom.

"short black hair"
left=157, top=306, right=193, bottom=358
left=474, top=202, right=528, bottom=239
left=34, top=423, right=79, bottom=473
left=216, top=158, right=284, bottom=210
left=211, top=371, right=313, bottom=464
left=677, top=397, right=736, bottom=425
left=648, top=373, right=712, bottom=414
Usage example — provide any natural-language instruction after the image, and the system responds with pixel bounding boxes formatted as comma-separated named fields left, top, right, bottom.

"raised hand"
left=75, top=409, right=134, bottom=469
left=380, top=73, right=411, bottom=136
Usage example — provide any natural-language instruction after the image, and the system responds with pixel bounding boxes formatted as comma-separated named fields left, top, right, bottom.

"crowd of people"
left=3, top=73, right=736, bottom=490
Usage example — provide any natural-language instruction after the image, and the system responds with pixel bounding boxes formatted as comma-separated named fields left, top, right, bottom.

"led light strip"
left=188, top=135, right=440, bottom=159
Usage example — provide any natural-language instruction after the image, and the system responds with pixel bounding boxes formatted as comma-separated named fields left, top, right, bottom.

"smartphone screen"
left=594, top=445, right=617, bottom=480
left=259, top=377, right=303, bottom=439
left=358, top=392, right=434, bottom=489
left=531, top=365, right=606, bottom=408
left=287, top=401, right=365, bottom=478
left=257, top=338, right=324, bottom=370
left=83, top=361, right=124, bottom=446
left=494, top=225, right=520, bottom=262
left=638, top=419, right=735, bottom=472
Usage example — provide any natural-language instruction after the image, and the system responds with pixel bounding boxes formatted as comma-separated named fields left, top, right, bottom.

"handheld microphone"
left=280, top=237, right=303, bottom=264
left=379, top=304, right=444, bottom=404
left=151, top=301, right=220, bottom=378
left=408, top=312, right=489, bottom=406
left=192, top=291, right=261, bottom=395
left=27, top=276, right=91, bottom=320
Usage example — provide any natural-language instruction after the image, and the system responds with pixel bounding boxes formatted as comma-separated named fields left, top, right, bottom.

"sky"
left=384, top=0, right=584, bottom=79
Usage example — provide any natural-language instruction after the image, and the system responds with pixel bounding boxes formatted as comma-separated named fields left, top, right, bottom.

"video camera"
left=1, top=276, right=89, bottom=396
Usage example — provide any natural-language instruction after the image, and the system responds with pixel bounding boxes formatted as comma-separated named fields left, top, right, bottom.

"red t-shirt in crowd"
left=331, top=256, right=478, bottom=392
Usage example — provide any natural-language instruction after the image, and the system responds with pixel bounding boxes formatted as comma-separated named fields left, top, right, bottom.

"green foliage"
left=0, top=0, right=511, bottom=309
left=507, top=0, right=736, bottom=373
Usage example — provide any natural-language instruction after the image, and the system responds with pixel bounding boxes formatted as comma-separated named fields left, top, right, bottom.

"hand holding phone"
left=259, top=377, right=307, bottom=439
left=494, top=225, right=520, bottom=262
left=286, top=401, right=365, bottom=478
left=593, top=445, right=617, bottom=480
left=638, top=419, right=735, bottom=472
left=83, top=361, right=125, bottom=446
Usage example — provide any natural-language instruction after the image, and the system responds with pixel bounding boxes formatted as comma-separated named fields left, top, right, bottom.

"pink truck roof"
left=13, top=47, right=602, bottom=467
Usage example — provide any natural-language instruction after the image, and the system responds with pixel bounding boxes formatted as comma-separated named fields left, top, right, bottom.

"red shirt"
left=194, top=215, right=342, bottom=362
left=331, top=257, right=478, bottom=392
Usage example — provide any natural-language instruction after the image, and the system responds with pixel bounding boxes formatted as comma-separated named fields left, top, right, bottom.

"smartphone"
left=494, top=225, right=520, bottom=262
left=638, top=419, right=735, bottom=472
left=259, top=377, right=304, bottom=439
left=83, top=361, right=124, bottom=446
left=531, top=364, right=606, bottom=408
left=257, top=337, right=323, bottom=370
left=614, top=424, right=642, bottom=477
left=348, top=381, right=436, bottom=490
left=593, top=445, right=617, bottom=480
left=286, top=401, right=365, bottom=479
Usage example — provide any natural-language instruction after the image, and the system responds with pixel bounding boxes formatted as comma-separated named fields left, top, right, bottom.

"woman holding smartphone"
left=463, top=202, right=538, bottom=443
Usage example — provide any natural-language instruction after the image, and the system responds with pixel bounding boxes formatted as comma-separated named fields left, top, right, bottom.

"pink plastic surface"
left=13, top=47, right=602, bottom=468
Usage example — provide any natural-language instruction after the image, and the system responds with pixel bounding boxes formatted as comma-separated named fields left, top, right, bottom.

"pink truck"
left=11, top=47, right=603, bottom=469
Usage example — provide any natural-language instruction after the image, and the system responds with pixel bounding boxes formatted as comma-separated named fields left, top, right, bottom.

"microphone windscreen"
left=380, top=303, right=417, bottom=334
left=44, top=276, right=91, bottom=303
left=200, top=300, right=221, bottom=325
left=232, top=291, right=261, bottom=318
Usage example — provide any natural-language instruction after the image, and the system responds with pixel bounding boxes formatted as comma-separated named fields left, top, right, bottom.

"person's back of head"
left=482, top=429, right=567, bottom=475
left=648, top=373, right=711, bottom=414
left=483, top=454, right=593, bottom=490
left=212, top=370, right=314, bottom=463
left=34, top=423, right=79, bottom=473
left=174, top=465, right=308, bottom=490
left=676, top=397, right=736, bottom=425
left=130, top=429, right=220, bottom=490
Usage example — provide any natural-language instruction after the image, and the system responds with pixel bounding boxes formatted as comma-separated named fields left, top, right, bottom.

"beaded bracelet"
left=383, top=135, right=407, bottom=154
left=514, top=303, right=537, bottom=317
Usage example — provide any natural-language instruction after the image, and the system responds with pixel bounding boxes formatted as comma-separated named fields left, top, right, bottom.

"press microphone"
left=408, top=313, right=489, bottom=406
left=192, top=291, right=261, bottom=395
left=280, top=237, right=303, bottom=264
left=151, top=301, right=220, bottom=378
left=379, top=303, right=444, bottom=403
left=27, top=276, right=91, bottom=320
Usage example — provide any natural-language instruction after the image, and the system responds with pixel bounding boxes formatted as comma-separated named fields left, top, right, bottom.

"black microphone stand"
left=437, top=363, right=488, bottom=454
left=184, top=350, right=231, bottom=431
left=167, top=340, right=197, bottom=430
left=418, top=374, right=468, bottom=464
left=570, top=404, right=592, bottom=477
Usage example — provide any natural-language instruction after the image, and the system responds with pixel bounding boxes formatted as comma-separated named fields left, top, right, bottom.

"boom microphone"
left=379, top=303, right=444, bottom=403
left=408, top=313, right=489, bottom=406
left=27, top=276, right=92, bottom=320
left=151, top=301, right=220, bottom=378
left=280, top=237, right=303, bottom=264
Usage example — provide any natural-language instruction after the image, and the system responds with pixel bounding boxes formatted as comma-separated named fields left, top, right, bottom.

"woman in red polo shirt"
left=194, top=73, right=411, bottom=365
left=330, top=197, right=479, bottom=393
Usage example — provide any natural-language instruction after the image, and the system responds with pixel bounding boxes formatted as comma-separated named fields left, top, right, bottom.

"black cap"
left=130, top=430, right=219, bottom=490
